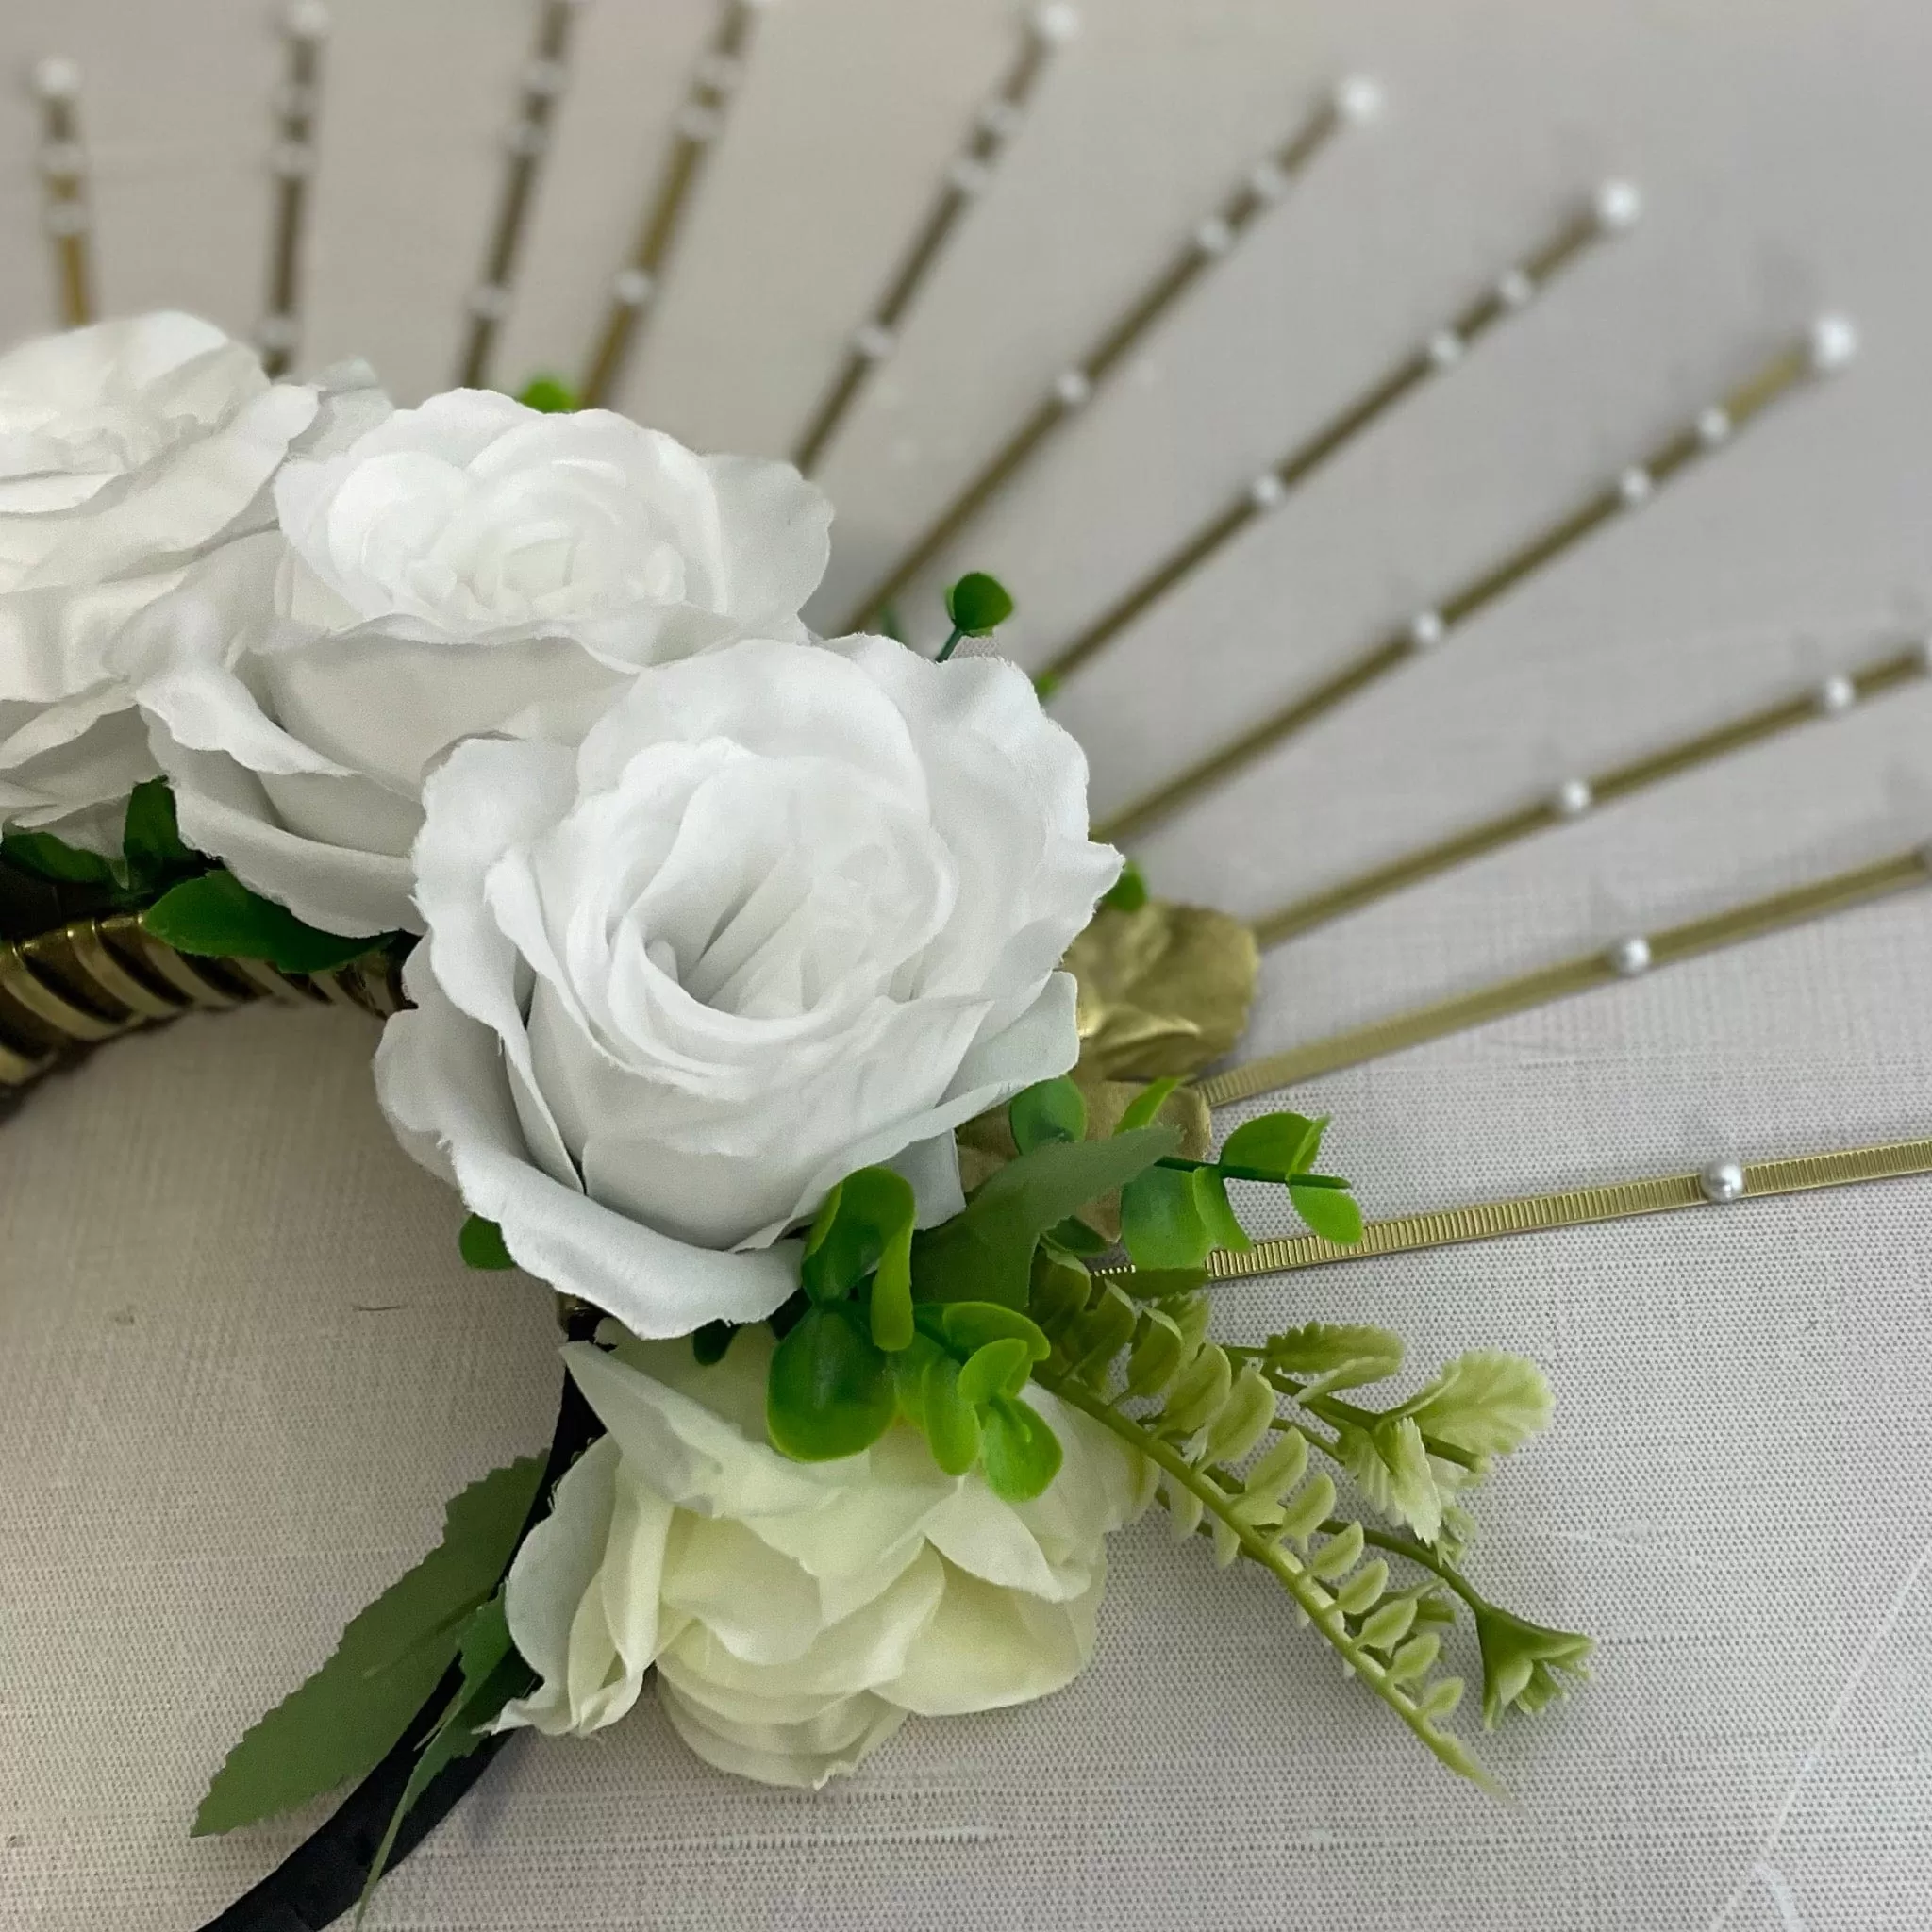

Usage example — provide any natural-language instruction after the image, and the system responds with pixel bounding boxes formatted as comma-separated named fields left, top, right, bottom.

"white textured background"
left=4, top=1, right=1932, bottom=1927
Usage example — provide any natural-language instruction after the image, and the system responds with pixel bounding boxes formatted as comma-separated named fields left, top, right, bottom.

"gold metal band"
left=0, top=913, right=403, bottom=1093
left=456, top=0, right=583, bottom=390
left=1202, top=847, right=1930, bottom=1108
left=260, top=7, right=327, bottom=379
left=791, top=14, right=1066, bottom=475
left=32, top=58, right=93, bottom=328
left=1095, top=333, right=1837, bottom=846
left=836, top=85, right=1358, bottom=634
left=580, top=0, right=764, bottom=408
left=1035, top=196, right=1622, bottom=692
left=1111, top=1134, right=1932, bottom=1282
left=1253, top=639, right=1928, bottom=945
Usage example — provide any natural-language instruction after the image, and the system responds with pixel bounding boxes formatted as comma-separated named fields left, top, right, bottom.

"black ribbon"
left=199, top=1308, right=606, bottom=1931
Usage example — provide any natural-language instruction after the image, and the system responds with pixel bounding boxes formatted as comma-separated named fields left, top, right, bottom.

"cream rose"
left=126, top=391, right=833, bottom=936
left=497, top=1329, right=1153, bottom=1787
left=374, top=633, right=1120, bottom=1338
left=0, top=311, right=370, bottom=850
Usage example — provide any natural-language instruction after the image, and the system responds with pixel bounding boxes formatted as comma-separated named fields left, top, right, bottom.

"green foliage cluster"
left=4, top=778, right=393, bottom=974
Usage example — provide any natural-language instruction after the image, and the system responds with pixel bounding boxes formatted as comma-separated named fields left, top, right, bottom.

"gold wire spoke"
left=1091, top=1135, right=1932, bottom=1283
left=455, top=0, right=585, bottom=391
left=30, top=56, right=93, bottom=328
left=1093, top=324, right=1855, bottom=847
left=580, top=0, right=770, bottom=409
left=1201, top=847, right=1932, bottom=1108
left=260, top=3, right=329, bottom=378
left=1034, top=184, right=1639, bottom=693
left=791, top=6, right=1075, bottom=476
left=835, top=79, right=1376, bottom=635
left=1252, top=638, right=1931, bottom=945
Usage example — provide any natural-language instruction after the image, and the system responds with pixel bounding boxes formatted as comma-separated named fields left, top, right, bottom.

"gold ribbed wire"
left=836, top=82, right=1366, bottom=635
left=259, top=3, right=328, bottom=379
left=1095, top=331, right=1840, bottom=846
left=1203, top=847, right=1932, bottom=1107
left=0, top=913, right=402, bottom=1091
left=1034, top=192, right=1627, bottom=692
left=1254, top=640, right=1930, bottom=944
left=1112, top=1135, right=1932, bottom=1281
left=31, top=58, right=93, bottom=328
left=791, top=9, right=1070, bottom=475
left=456, top=0, right=583, bottom=390
left=580, top=0, right=766, bottom=408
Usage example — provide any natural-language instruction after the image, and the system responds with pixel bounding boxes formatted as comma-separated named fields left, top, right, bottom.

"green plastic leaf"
left=912, top=1124, right=1178, bottom=1307
left=518, top=375, right=579, bottom=413
left=357, top=1591, right=533, bottom=1923
left=1473, top=1604, right=1593, bottom=1727
left=766, top=1306, right=896, bottom=1461
left=192, top=1456, right=543, bottom=1836
left=145, top=870, right=384, bottom=973
left=800, top=1167, right=917, bottom=1351
left=458, top=1214, right=515, bottom=1271
left=1220, top=1111, right=1324, bottom=1177
left=1113, top=1265, right=1210, bottom=1299
left=1043, top=1215, right=1109, bottom=1256
left=1117, top=1076, right=1181, bottom=1133
left=1291, top=1179, right=1364, bottom=1245
left=957, top=1336, right=1033, bottom=1406
left=1032, top=670, right=1060, bottom=702
left=1396, top=1350, right=1553, bottom=1457
left=1, top=827, right=118, bottom=887
left=1336, top=1415, right=1443, bottom=1543
left=919, top=1352, right=982, bottom=1474
left=1119, top=1165, right=1211, bottom=1271
left=942, top=570, right=1014, bottom=637
left=1265, top=1321, right=1404, bottom=1385
left=979, top=1395, right=1063, bottom=1501
left=1191, top=1166, right=1251, bottom=1253
left=1098, top=858, right=1148, bottom=913
left=1008, top=1076, right=1087, bottom=1153
left=938, top=1302, right=1050, bottom=1362
left=122, top=777, right=200, bottom=891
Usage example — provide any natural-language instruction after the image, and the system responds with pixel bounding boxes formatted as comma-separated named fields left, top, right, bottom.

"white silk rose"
left=375, top=633, right=1120, bottom=1337
left=125, top=390, right=832, bottom=936
left=0, top=311, right=372, bottom=850
left=496, top=1330, right=1154, bottom=1787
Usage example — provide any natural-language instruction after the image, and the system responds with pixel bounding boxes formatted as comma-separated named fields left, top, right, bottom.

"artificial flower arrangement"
left=0, top=312, right=1587, bottom=1917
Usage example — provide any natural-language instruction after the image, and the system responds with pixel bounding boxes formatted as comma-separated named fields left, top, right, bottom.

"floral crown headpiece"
left=5, top=7, right=1907, bottom=1928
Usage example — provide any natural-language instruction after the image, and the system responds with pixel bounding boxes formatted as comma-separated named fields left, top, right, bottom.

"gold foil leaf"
left=1066, top=899, right=1260, bottom=1081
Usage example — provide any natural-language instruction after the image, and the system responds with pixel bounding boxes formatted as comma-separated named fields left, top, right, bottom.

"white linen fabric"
left=4, top=2, right=1932, bottom=1930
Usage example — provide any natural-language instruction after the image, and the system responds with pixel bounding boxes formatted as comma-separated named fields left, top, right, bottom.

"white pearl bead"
left=257, top=314, right=299, bottom=352
left=37, top=142, right=85, bottom=179
left=853, top=322, right=895, bottom=361
left=285, top=0, right=331, bottom=42
left=1193, top=216, right=1235, bottom=258
left=612, top=269, right=656, bottom=307
left=1248, top=158, right=1291, bottom=204
left=1248, top=473, right=1287, bottom=511
left=1496, top=268, right=1535, bottom=310
left=694, top=53, right=743, bottom=94
left=1425, top=330, right=1464, bottom=371
left=32, top=56, right=83, bottom=100
left=1053, top=369, right=1092, bottom=408
left=1407, top=610, right=1446, bottom=650
left=1814, top=675, right=1857, bottom=715
left=978, top=99, right=1024, bottom=142
left=676, top=103, right=723, bottom=143
left=1592, top=179, right=1642, bottom=232
left=1607, top=936, right=1652, bottom=976
left=948, top=157, right=991, bottom=196
left=1699, top=1161, right=1746, bottom=1204
left=270, top=141, right=315, bottom=178
left=1334, top=75, right=1385, bottom=125
left=506, top=123, right=548, bottom=158
left=467, top=283, right=512, bottom=322
left=1553, top=778, right=1593, bottom=818
left=523, top=59, right=568, bottom=98
left=1031, top=2, right=1082, bottom=45
left=43, top=202, right=89, bottom=237
left=1694, top=407, right=1733, bottom=448
left=1807, top=314, right=1859, bottom=375
left=1616, top=466, right=1654, bottom=508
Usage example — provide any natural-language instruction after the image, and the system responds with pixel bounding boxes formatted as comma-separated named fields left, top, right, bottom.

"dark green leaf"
left=691, top=1320, right=735, bottom=1366
left=912, top=1124, right=1178, bottom=1307
left=979, top=1395, right=1063, bottom=1501
left=1117, top=1076, right=1181, bottom=1132
left=1191, top=1165, right=1252, bottom=1253
left=1119, top=1165, right=1211, bottom=1271
left=1, top=828, right=118, bottom=887
left=122, top=777, right=201, bottom=891
left=1291, top=1181, right=1364, bottom=1245
left=766, top=1306, right=896, bottom=1460
left=957, top=1336, right=1032, bottom=1406
left=1008, top=1075, right=1086, bottom=1153
left=1043, top=1215, right=1109, bottom=1256
left=358, top=1591, right=533, bottom=1922
left=919, top=1352, right=981, bottom=1474
left=1221, top=1111, right=1325, bottom=1178
left=458, top=1214, right=515, bottom=1271
left=517, top=375, right=579, bottom=413
left=942, top=571, right=1014, bottom=637
left=1098, top=858, right=1148, bottom=913
left=145, top=870, right=383, bottom=973
left=192, top=1456, right=543, bottom=1836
